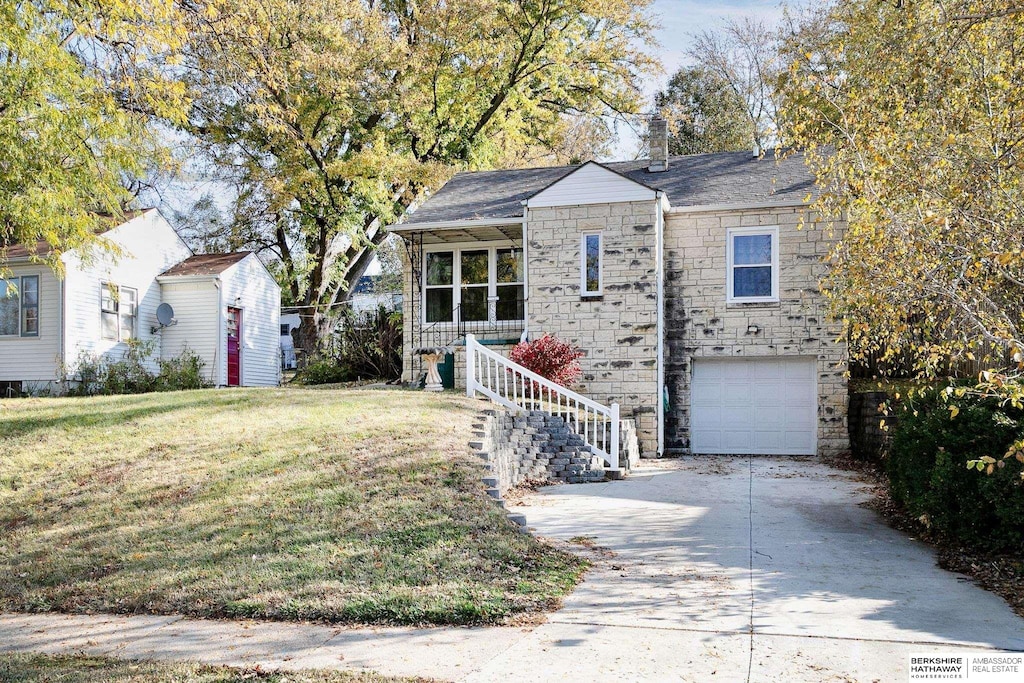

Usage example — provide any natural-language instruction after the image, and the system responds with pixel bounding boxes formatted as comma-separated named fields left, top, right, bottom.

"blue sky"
left=648, top=0, right=787, bottom=78
left=612, top=0, right=788, bottom=158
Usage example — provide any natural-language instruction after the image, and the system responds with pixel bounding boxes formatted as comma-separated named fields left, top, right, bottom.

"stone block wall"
left=848, top=391, right=893, bottom=461
left=470, top=409, right=607, bottom=491
left=525, top=200, right=661, bottom=456
left=663, top=206, right=849, bottom=456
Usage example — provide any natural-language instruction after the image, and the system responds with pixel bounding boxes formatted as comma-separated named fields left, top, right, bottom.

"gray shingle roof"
left=400, top=150, right=815, bottom=225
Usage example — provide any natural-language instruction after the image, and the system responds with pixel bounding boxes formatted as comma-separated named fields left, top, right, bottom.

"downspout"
left=656, top=193, right=666, bottom=457
left=520, top=206, right=529, bottom=342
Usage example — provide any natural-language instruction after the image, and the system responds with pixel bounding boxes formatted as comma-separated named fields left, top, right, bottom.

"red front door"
left=227, top=307, right=241, bottom=386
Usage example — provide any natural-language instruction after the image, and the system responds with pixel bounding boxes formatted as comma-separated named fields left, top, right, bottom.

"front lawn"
left=0, top=653, right=419, bottom=682
left=0, top=388, right=585, bottom=625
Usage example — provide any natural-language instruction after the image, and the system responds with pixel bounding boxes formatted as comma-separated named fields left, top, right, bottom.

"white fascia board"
left=156, top=274, right=222, bottom=284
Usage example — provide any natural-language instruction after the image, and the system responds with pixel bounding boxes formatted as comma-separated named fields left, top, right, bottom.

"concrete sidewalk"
left=3, top=457, right=1023, bottom=682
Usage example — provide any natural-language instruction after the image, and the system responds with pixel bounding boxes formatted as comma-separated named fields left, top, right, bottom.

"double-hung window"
left=581, top=232, right=602, bottom=297
left=460, top=250, right=489, bottom=321
left=101, top=283, right=138, bottom=341
left=424, top=246, right=524, bottom=323
left=727, top=227, right=779, bottom=303
left=0, top=275, right=39, bottom=337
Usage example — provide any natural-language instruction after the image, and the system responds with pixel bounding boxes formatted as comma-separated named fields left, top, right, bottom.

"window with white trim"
left=0, top=276, right=38, bottom=337
left=0, top=275, right=39, bottom=337
left=101, top=283, right=138, bottom=341
left=581, top=232, right=602, bottom=297
left=424, top=246, right=523, bottom=323
left=727, top=227, right=779, bottom=302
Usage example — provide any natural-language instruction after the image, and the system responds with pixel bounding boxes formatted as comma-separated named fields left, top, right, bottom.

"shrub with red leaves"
left=508, top=334, right=584, bottom=387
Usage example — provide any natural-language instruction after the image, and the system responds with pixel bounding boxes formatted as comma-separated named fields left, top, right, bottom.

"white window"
left=581, top=232, right=602, bottom=297
left=727, top=227, right=779, bottom=303
left=423, top=246, right=524, bottom=324
left=101, top=283, right=138, bottom=341
left=0, top=275, right=39, bottom=337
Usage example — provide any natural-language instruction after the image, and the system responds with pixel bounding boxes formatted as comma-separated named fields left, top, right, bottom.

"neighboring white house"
left=157, top=252, right=281, bottom=387
left=280, top=310, right=300, bottom=370
left=349, top=274, right=402, bottom=317
left=0, top=209, right=281, bottom=394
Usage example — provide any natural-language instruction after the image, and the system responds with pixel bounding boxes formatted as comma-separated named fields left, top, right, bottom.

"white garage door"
left=690, top=357, right=817, bottom=455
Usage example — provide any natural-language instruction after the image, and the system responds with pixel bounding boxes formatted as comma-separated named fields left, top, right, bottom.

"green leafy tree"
left=0, top=1, right=187, bottom=271
left=779, top=0, right=1024, bottom=474
left=178, top=0, right=656, bottom=353
left=655, top=66, right=754, bottom=155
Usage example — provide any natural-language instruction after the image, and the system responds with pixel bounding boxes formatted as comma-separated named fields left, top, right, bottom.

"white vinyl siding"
left=62, top=210, right=192, bottom=374
left=0, top=265, right=61, bottom=387
left=218, top=254, right=281, bottom=387
left=527, top=162, right=657, bottom=208
left=690, top=357, right=817, bottom=455
left=158, top=280, right=220, bottom=384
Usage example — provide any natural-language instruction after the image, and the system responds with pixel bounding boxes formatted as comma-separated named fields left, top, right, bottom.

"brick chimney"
left=648, top=116, right=669, bottom=173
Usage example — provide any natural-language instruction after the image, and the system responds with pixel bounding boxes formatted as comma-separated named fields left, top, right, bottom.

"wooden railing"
left=465, top=333, right=620, bottom=471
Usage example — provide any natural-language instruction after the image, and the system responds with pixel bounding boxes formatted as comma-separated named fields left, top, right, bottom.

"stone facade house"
left=391, top=123, right=847, bottom=458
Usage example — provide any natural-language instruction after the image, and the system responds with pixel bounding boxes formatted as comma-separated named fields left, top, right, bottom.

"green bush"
left=62, top=341, right=211, bottom=395
left=887, top=389, right=1024, bottom=552
left=298, top=306, right=402, bottom=385
left=296, top=358, right=353, bottom=385
left=155, top=348, right=208, bottom=391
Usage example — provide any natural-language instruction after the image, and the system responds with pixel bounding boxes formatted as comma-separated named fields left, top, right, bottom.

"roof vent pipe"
left=648, top=116, right=669, bottom=173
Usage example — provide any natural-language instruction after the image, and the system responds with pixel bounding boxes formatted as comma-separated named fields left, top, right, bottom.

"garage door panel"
left=785, top=360, right=816, bottom=380
left=720, top=362, right=751, bottom=380
left=691, top=407, right=722, bottom=431
left=690, top=357, right=817, bottom=455
left=753, top=430, right=784, bottom=449
left=751, top=384, right=779, bottom=404
left=752, top=362, right=783, bottom=380
left=754, top=406, right=784, bottom=428
left=722, top=429, right=755, bottom=450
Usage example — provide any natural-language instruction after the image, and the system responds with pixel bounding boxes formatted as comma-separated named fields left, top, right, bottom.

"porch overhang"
left=390, top=217, right=524, bottom=244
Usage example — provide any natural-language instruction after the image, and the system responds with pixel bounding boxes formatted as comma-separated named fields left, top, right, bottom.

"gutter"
left=656, top=193, right=667, bottom=457
left=666, top=198, right=810, bottom=215
left=390, top=216, right=526, bottom=233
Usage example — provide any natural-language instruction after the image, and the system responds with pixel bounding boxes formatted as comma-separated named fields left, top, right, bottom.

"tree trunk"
left=292, top=309, right=331, bottom=363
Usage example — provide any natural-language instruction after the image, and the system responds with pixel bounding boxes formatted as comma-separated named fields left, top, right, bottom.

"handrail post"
left=465, top=334, right=476, bottom=398
left=609, top=402, right=620, bottom=472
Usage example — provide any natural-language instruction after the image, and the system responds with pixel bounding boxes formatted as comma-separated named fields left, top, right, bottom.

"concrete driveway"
left=467, top=457, right=1024, bottom=682
left=3, top=457, right=1022, bottom=682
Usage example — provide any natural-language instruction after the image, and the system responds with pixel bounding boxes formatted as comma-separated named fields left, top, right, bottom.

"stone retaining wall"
left=849, top=391, right=893, bottom=461
left=470, top=409, right=607, bottom=493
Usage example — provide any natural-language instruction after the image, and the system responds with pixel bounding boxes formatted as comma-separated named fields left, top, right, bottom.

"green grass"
left=0, top=653, right=421, bottom=682
left=0, top=388, right=586, bottom=625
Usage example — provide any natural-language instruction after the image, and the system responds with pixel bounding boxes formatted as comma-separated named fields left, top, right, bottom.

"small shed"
left=157, top=252, right=281, bottom=387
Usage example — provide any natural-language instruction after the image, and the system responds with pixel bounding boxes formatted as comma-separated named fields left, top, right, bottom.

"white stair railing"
left=465, top=334, right=620, bottom=471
